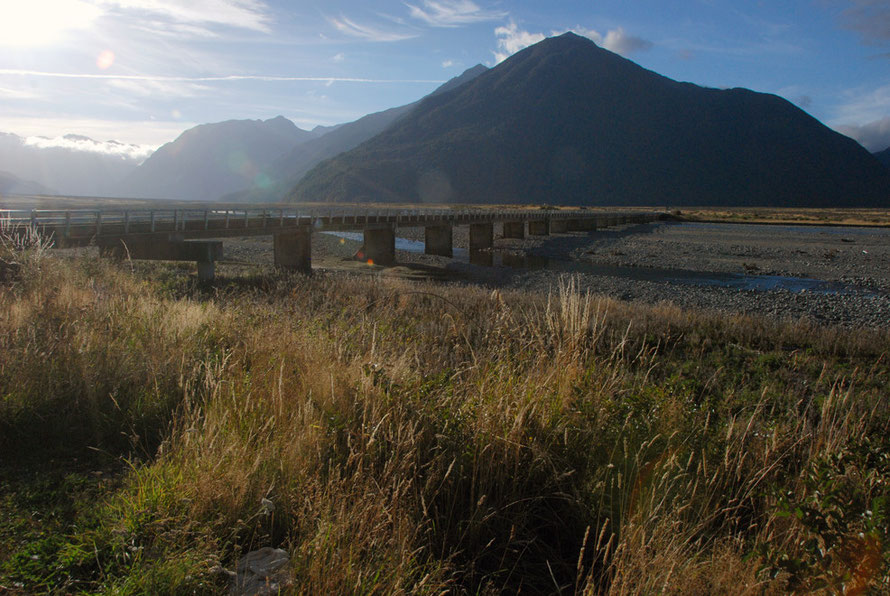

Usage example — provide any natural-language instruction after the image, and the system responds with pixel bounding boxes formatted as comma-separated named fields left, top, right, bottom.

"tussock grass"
left=1, top=240, right=889, bottom=593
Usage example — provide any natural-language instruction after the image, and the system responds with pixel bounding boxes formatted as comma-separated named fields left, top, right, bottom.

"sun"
left=0, top=0, right=100, bottom=47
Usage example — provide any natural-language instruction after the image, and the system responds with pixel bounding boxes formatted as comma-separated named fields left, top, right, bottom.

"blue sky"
left=2, top=0, right=890, bottom=157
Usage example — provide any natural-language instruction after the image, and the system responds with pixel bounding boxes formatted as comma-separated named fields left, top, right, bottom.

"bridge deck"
left=0, top=206, right=658, bottom=246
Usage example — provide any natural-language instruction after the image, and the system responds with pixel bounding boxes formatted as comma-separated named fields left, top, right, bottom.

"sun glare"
left=0, top=0, right=100, bottom=47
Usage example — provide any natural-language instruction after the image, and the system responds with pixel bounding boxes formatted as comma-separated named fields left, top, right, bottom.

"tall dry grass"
left=1, top=241, right=888, bottom=593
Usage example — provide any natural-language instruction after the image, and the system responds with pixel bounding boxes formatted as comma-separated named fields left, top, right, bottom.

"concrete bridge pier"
left=273, top=228, right=312, bottom=274
left=549, top=218, right=569, bottom=233
left=502, top=221, right=525, bottom=239
left=424, top=224, right=453, bottom=257
left=469, top=222, right=494, bottom=251
left=566, top=219, right=584, bottom=232
left=360, top=225, right=396, bottom=265
left=528, top=219, right=550, bottom=235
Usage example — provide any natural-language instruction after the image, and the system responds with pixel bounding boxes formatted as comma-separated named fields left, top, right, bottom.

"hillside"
left=875, top=147, right=890, bottom=169
left=230, top=64, right=488, bottom=203
left=120, top=116, right=317, bottom=201
left=295, top=33, right=890, bottom=207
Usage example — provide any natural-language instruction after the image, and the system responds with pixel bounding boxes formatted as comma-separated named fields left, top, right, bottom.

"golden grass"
left=1, top=239, right=889, bottom=593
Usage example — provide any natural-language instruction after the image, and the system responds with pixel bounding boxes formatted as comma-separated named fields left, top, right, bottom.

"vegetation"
left=674, top=206, right=890, bottom=227
left=1, top=226, right=889, bottom=594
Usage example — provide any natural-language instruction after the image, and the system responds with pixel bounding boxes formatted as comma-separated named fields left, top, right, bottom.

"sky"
left=1, top=0, right=890, bottom=159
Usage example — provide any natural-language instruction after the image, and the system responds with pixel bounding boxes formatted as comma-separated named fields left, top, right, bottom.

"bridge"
left=1, top=205, right=665, bottom=280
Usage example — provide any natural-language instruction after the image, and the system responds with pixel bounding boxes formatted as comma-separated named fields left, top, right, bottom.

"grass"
left=1, top=226, right=889, bottom=594
left=673, top=206, right=890, bottom=227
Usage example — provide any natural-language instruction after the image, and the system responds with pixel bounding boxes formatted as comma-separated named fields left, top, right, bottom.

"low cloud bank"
left=23, top=135, right=156, bottom=161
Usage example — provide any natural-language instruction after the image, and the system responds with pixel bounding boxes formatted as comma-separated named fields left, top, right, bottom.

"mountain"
left=294, top=33, right=890, bottom=207
left=0, top=132, right=143, bottom=197
left=119, top=116, right=317, bottom=201
left=0, top=170, right=56, bottom=195
left=874, top=147, right=890, bottom=170
left=228, top=64, right=488, bottom=202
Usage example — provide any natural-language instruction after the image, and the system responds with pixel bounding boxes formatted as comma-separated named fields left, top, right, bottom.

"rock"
left=231, top=547, right=293, bottom=596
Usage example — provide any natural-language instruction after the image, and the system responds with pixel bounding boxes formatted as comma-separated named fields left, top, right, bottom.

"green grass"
left=1, top=233, right=889, bottom=594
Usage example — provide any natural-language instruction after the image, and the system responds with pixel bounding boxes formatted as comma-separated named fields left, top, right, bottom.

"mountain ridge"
left=295, top=33, right=889, bottom=207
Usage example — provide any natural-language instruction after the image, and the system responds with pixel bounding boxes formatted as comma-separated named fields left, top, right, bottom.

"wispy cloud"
left=328, top=15, right=418, bottom=42
left=839, top=0, right=890, bottom=43
left=406, top=0, right=506, bottom=27
left=0, top=69, right=443, bottom=85
left=97, top=0, right=274, bottom=34
left=493, top=22, right=653, bottom=63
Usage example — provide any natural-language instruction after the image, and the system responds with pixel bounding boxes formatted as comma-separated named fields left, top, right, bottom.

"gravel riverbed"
left=225, top=220, right=890, bottom=329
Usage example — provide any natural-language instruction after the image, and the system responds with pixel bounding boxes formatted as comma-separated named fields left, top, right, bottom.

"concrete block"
left=274, top=228, right=312, bottom=273
left=549, top=219, right=568, bottom=233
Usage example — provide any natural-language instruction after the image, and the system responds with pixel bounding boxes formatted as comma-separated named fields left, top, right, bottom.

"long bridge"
left=1, top=205, right=664, bottom=280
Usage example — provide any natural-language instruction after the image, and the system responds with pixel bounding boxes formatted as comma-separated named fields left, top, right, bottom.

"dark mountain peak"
left=294, top=33, right=889, bottom=207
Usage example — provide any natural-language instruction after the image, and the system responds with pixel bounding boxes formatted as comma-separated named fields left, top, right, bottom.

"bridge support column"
left=424, top=224, right=453, bottom=257
left=469, top=223, right=494, bottom=251
left=502, top=221, right=525, bottom=239
left=359, top=225, right=395, bottom=265
left=98, top=236, right=223, bottom=281
left=274, top=228, right=312, bottom=274
left=528, top=219, right=549, bottom=235
left=565, top=219, right=584, bottom=232
left=550, top=219, right=568, bottom=233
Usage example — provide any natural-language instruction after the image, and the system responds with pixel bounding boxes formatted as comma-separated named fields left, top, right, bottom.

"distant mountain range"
left=118, top=116, right=322, bottom=201
left=0, top=132, right=143, bottom=197
left=226, top=64, right=488, bottom=203
left=295, top=33, right=889, bottom=207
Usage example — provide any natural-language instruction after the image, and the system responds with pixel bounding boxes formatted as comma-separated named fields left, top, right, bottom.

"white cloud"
left=834, top=117, right=890, bottom=151
left=332, top=52, right=346, bottom=63
left=0, top=116, right=191, bottom=147
left=97, top=0, right=273, bottom=34
left=23, top=134, right=156, bottom=160
left=493, top=22, right=545, bottom=62
left=406, top=0, right=507, bottom=27
left=328, top=15, right=418, bottom=42
left=442, top=59, right=454, bottom=68
left=493, top=22, right=653, bottom=63
left=0, top=0, right=101, bottom=47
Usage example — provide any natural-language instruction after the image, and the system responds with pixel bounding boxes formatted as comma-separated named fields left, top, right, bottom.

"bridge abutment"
left=424, top=224, right=453, bottom=257
left=273, top=228, right=312, bottom=274
left=98, top=236, right=223, bottom=281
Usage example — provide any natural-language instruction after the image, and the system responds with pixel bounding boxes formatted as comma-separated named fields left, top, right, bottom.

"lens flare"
left=96, top=50, right=115, bottom=70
